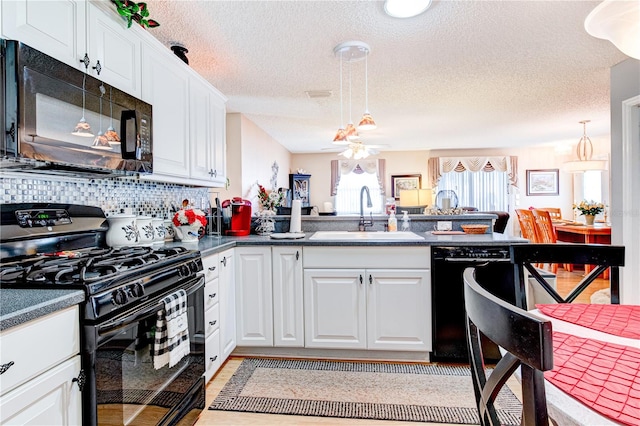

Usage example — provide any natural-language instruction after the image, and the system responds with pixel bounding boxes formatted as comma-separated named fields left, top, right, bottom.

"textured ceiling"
left=144, top=0, right=628, bottom=154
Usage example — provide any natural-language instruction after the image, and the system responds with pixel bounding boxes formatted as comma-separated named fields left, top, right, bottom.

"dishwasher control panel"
left=432, top=246, right=511, bottom=260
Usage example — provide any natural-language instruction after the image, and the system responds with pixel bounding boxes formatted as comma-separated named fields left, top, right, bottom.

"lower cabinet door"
left=303, top=269, right=366, bottom=349
left=205, top=328, right=221, bottom=383
left=0, top=355, right=82, bottom=425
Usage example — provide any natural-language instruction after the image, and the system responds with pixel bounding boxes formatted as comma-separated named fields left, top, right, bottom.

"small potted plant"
left=112, top=0, right=160, bottom=28
left=573, top=200, right=604, bottom=225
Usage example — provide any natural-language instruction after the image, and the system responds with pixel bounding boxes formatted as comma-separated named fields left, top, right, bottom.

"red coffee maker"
left=221, top=198, right=252, bottom=236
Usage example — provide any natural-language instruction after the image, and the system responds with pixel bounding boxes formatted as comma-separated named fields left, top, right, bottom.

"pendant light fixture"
left=72, top=1, right=93, bottom=137
left=332, top=41, right=375, bottom=152
left=357, top=49, right=376, bottom=131
left=91, top=84, right=112, bottom=150
left=104, top=86, right=121, bottom=144
left=564, top=120, right=608, bottom=173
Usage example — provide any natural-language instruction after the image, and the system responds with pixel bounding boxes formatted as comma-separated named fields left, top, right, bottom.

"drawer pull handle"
left=296, top=251, right=299, bottom=261
left=359, top=275, right=363, bottom=285
left=208, top=266, right=216, bottom=271
left=0, top=361, right=14, bottom=375
left=209, top=293, right=217, bottom=299
left=210, top=355, right=218, bottom=362
left=369, top=274, right=372, bottom=285
left=209, top=320, right=217, bottom=326
left=72, top=369, right=86, bottom=391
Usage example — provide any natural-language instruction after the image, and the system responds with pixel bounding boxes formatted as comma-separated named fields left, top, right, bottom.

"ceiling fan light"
left=358, top=112, right=377, bottom=131
left=384, top=0, right=432, bottom=18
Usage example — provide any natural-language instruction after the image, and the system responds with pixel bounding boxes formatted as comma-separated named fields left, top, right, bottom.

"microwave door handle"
left=97, top=276, right=204, bottom=337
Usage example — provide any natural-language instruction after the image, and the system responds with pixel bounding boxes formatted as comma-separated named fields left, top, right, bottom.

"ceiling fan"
left=322, top=141, right=388, bottom=159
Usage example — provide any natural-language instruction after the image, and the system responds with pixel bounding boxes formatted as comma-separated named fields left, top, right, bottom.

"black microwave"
left=1, top=39, right=152, bottom=176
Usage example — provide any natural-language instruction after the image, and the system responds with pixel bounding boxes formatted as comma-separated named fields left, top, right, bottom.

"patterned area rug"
left=209, top=358, right=522, bottom=424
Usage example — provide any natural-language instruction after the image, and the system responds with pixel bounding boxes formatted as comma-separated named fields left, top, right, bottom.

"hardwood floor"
left=195, top=268, right=607, bottom=425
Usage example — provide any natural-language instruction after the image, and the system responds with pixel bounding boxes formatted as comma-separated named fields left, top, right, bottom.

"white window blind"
left=335, top=172, right=384, bottom=215
left=436, top=170, right=509, bottom=211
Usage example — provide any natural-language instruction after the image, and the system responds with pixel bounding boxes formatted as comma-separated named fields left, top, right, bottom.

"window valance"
left=330, top=159, right=386, bottom=196
left=428, top=156, right=518, bottom=187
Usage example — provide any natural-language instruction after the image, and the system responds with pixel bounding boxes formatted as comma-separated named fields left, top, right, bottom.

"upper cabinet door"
left=1, top=0, right=83, bottom=68
left=210, top=91, right=227, bottom=186
left=142, top=42, right=190, bottom=178
left=189, top=76, right=213, bottom=181
left=85, top=2, right=141, bottom=96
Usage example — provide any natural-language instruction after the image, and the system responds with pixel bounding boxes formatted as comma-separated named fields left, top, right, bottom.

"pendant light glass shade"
left=564, top=120, right=608, bottom=173
left=344, top=123, right=358, bottom=140
left=105, top=86, right=121, bottom=143
left=358, top=112, right=376, bottom=131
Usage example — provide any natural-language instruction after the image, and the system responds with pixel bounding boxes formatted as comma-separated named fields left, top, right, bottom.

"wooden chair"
left=531, top=209, right=572, bottom=273
left=536, top=208, right=562, bottom=220
left=510, top=244, right=625, bottom=309
left=515, top=209, right=540, bottom=243
left=463, top=268, right=554, bottom=426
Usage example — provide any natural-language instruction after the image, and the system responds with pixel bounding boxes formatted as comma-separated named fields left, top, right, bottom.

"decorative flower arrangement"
left=573, top=200, right=605, bottom=216
left=172, top=208, right=207, bottom=228
left=257, top=184, right=285, bottom=212
left=112, top=0, right=160, bottom=28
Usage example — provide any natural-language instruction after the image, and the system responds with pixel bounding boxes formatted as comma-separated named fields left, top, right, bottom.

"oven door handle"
left=97, top=275, right=204, bottom=337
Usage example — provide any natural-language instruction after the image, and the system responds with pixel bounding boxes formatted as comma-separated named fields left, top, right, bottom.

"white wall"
left=221, top=113, right=292, bottom=214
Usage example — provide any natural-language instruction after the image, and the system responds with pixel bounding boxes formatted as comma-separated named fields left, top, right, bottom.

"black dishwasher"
left=431, top=246, right=516, bottom=362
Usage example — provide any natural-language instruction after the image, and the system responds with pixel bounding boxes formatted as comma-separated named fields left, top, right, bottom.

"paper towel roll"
left=290, top=200, right=302, bottom=233
left=323, top=201, right=333, bottom=212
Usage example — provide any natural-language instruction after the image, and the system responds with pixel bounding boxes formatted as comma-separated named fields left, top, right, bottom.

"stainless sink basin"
left=309, top=231, right=425, bottom=241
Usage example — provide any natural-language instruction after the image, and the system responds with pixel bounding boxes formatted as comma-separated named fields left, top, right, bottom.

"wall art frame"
left=391, top=174, right=422, bottom=199
left=526, top=169, right=559, bottom=196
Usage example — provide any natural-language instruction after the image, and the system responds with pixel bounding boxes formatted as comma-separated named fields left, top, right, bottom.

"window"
left=436, top=170, right=509, bottom=211
left=335, top=172, right=384, bottom=215
left=583, top=170, right=602, bottom=202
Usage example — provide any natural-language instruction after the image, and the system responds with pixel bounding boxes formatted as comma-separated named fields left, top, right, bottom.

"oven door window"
left=95, top=285, right=204, bottom=425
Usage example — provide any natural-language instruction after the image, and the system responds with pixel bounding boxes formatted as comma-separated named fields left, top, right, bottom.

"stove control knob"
left=178, top=265, right=190, bottom=277
left=112, top=288, right=128, bottom=305
left=129, top=282, right=144, bottom=298
left=189, top=261, right=199, bottom=274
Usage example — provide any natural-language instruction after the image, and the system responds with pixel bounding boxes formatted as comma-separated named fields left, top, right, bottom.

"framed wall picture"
left=526, top=169, right=559, bottom=196
left=391, top=174, right=422, bottom=199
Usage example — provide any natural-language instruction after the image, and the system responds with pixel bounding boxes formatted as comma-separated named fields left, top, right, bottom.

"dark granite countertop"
left=0, top=289, right=84, bottom=332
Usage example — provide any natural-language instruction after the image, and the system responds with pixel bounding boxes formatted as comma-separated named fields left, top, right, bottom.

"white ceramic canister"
left=164, top=219, right=176, bottom=242
left=152, top=218, right=165, bottom=244
left=136, top=216, right=154, bottom=246
left=106, top=214, right=138, bottom=248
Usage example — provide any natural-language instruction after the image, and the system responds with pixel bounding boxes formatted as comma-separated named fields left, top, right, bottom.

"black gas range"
left=0, top=203, right=206, bottom=426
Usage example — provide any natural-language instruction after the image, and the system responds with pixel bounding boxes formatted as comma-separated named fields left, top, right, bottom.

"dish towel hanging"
left=152, top=289, right=191, bottom=370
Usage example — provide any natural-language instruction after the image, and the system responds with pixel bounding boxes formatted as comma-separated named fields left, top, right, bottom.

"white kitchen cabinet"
left=219, top=249, right=236, bottom=361
left=141, top=39, right=190, bottom=178
left=189, top=75, right=227, bottom=186
left=235, top=247, right=273, bottom=346
left=202, top=252, right=220, bottom=383
left=2, top=0, right=141, bottom=96
left=1, top=0, right=83, bottom=70
left=303, top=247, right=431, bottom=351
left=272, top=246, right=304, bottom=347
left=0, top=306, right=82, bottom=425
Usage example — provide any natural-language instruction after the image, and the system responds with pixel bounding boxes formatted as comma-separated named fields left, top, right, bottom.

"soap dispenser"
left=388, top=211, right=397, bottom=232
left=401, top=211, right=411, bottom=232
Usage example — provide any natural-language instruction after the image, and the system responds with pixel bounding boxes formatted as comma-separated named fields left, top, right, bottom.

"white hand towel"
left=290, top=199, right=302, bottom=233
left=152, top=289, right=191, bottom=370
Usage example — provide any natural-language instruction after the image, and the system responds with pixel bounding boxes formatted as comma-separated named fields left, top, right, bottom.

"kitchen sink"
left=309, top=231, right=425, bottom=241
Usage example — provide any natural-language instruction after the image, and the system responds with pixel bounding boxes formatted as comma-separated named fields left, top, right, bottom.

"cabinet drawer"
left=204, top=278, right=220, bottom=311
left=303, top=247, right=430, bottom=269
left=202, top=253, right=220, bottom=282
left=205, top=303, right=220, bottom=337
left=204, top=329, right=221, bottom=383
left=0, top=306, right=79, bottom=396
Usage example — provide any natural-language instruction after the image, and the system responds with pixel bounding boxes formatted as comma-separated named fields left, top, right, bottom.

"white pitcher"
left=173, top=223, right=201, bottom=243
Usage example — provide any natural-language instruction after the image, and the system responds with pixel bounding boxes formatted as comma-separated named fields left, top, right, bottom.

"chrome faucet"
left=359, top=185, right=374, bottom=231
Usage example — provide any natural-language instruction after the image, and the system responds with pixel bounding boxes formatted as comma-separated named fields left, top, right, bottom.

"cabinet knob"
left=92, top=60, right=102, bottom=75
left=222, top=257, right=227, bottom=267
left=80, top=53, right=90, bottom=69
left=209, top=293, right=217, bottom=299
left=296, top=251, right=300, bottom=261
left=369, top=274, right=373, bottom=285
left=359, top=275, right=363, bottom=285
left=72, top=369, right=86, bottom=391
left=0, top=361, right=14, bottom=375
left=209, top=169, right=217, bottom=178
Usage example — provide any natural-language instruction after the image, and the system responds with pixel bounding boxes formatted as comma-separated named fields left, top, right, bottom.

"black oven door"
left=83, top=276, right=205, bottom=426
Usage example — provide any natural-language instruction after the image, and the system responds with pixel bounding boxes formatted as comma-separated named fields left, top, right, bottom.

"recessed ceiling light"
left=384, top=0, right=432, bottom=18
